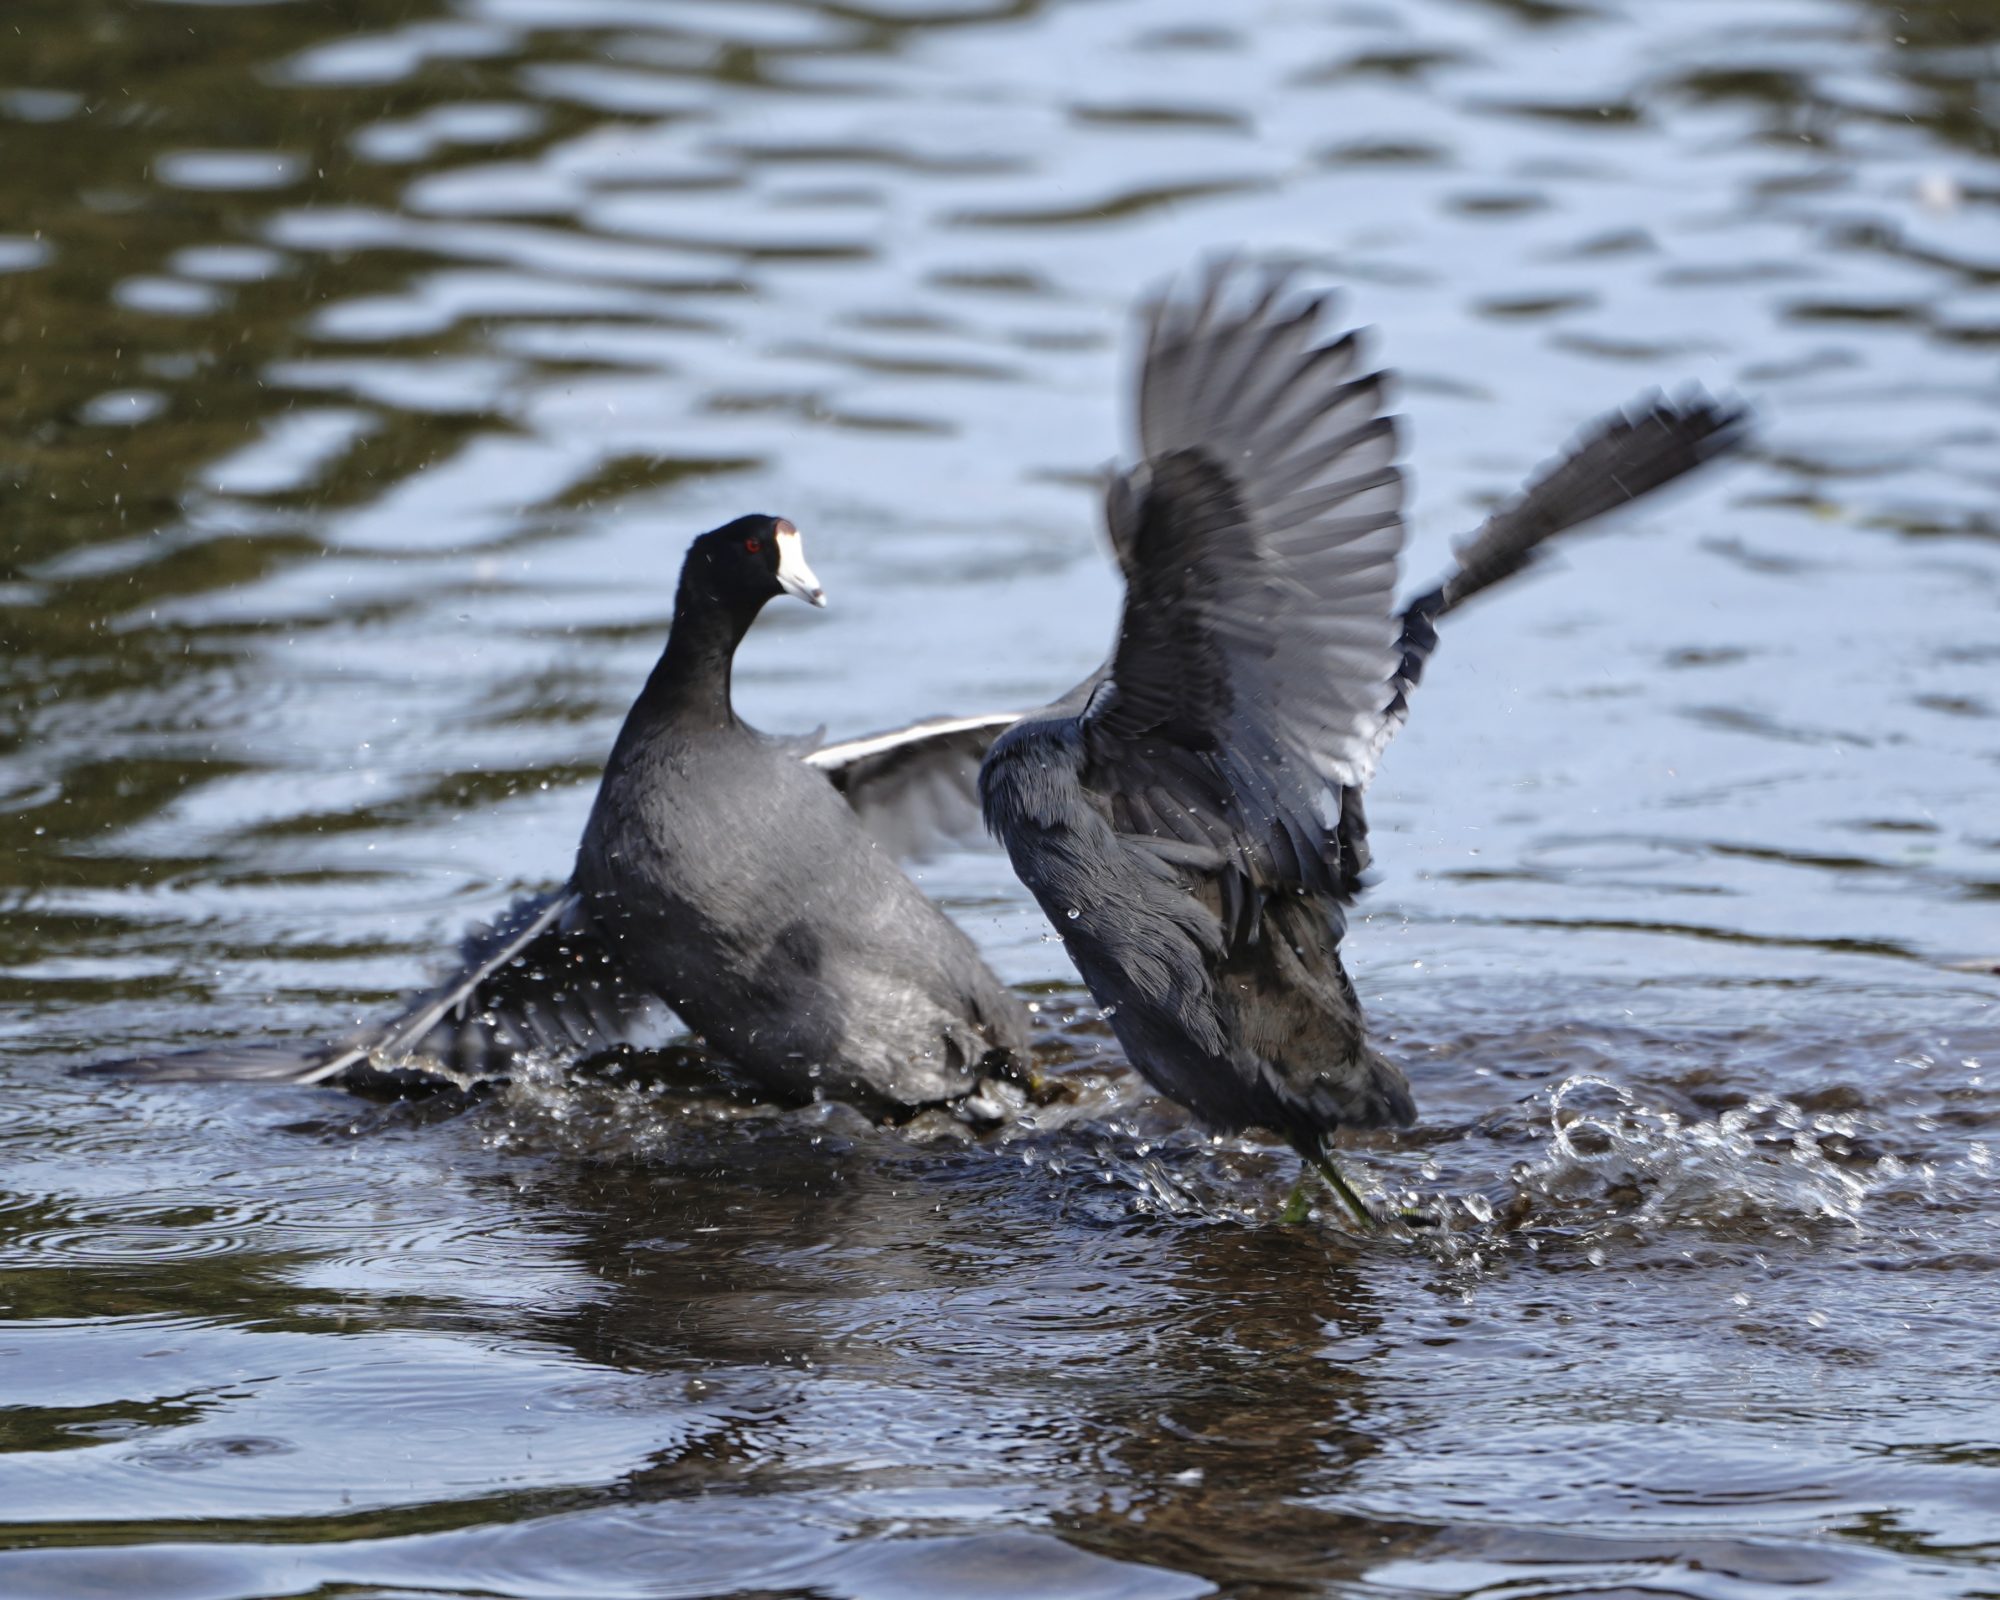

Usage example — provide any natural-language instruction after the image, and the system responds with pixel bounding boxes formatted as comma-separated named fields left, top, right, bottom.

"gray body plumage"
left=981, top=261, right=1745, bottom=1157
left=574, top=694, right=1024, bottom=1109
left=981, top=706, right=1410, bottom=1146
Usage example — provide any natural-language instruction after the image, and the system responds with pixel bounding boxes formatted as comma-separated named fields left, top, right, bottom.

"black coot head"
left=689, top=514, right=827, bottom=609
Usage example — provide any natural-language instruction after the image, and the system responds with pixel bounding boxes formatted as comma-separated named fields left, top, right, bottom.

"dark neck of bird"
left=627, top=570, right=765, bottom=737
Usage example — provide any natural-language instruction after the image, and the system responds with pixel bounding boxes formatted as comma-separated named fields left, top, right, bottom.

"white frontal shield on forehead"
left=774, top=519, right=826, bottom=607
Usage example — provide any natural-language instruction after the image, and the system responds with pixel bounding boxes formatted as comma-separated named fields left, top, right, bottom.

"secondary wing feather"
left=809, top=711, right=1022, bottom=858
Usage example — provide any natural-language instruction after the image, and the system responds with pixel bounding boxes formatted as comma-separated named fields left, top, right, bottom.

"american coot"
left=978, top=262, right=1746, bottom=1222
left=90, top=516, right=1030, bottom=1113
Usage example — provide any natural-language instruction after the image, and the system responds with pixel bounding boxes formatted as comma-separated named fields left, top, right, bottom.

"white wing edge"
left=298, top=888, right=585, bottom=1083
left=806, top=711, right=1024, bottom=773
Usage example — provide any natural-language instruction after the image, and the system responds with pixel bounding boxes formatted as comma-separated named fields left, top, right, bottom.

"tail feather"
left=77, top=887, right=660, bottom=1089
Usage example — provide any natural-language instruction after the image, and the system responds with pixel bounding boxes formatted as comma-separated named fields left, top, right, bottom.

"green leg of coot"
left=1278, top=1169, right=1316, bottom=1226
left=1311, top=1149, right=1381, bottom=1232
left=1279, top=1145, right=1379, bottom=1231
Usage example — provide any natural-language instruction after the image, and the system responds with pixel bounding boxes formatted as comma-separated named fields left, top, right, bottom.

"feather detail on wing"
left=1373, top=388, right=1750, bottom=764
left=1082, top=259, right=1407, bottom=901
left=81, top=889, right=656, bottom=1086
left=809, top=711, right=1022, bottom=858
left=1332, top=389, right=1750, bottom=903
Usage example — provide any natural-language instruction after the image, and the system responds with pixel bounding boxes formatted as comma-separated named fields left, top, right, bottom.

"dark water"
left=4, top=1, right=1999, bottom=1595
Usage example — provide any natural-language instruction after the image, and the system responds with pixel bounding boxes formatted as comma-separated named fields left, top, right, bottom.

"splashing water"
left=1508, top=1074, right=1876, bottom=1238
left=8, top=0, right=2000, bottom=1593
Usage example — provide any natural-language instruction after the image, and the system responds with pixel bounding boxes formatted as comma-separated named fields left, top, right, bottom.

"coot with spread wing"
left=979, top=261, right=1745, bottom=1221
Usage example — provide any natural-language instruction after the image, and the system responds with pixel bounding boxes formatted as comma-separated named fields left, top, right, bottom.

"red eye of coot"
left=744, top=538, right=762, bottom=553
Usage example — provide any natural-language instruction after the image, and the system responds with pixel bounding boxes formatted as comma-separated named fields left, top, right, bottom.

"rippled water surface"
left=5, top=1, right=1999, bottom=1595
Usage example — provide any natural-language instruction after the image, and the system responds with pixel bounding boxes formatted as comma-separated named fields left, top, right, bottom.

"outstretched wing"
left=1336, top=387, right=1749, bottom=903
left=1436, top=389, right=1750, bottom=618
left=810, top=711, right=1021, bottom=858
left=81, top=888, right=663, bottom=1087
left=1082, top=261, right=1407, bottom=900
left=1373, top=389, right=1750, bottom=765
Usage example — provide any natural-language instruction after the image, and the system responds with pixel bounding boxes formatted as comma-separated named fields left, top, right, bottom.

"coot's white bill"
left=775, top=519, right=826, bottom=607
